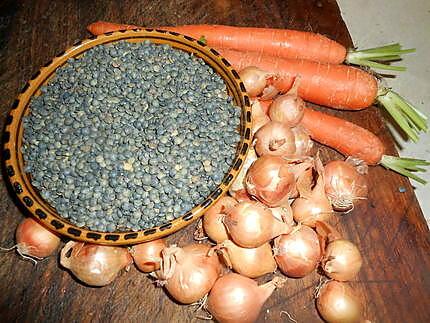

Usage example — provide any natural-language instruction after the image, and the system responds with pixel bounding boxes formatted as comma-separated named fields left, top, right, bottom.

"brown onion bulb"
left=246, top=155, right=295, bottom=207
left=324, top=160, right=368, bottom=212
left=322, top=239, right=363, bottom=281
left=291, top=126, right=314, bottom=157
left=239, top=66, right=275, bottom=97
left=254, top=121, right=296, bottom=157
left=60, top=241, right=132, bottom=287
left=203, top=196, right=238, bottom=243
left=207, top=273, right=285, bottom=323
left=274, top=225, right=321, bottom=277
left=317, top=281, right=363, bottom=323
left=229, top=147, right=258, bottom=196
left=269, top=92, right=305, bottom=127
left=156, top=243, right=222, bottom=304
left=131, top=239, right=166, bottom=273
left=225, top=201, right=292, bottom=248
left=219, top=240, right=277, bottom=278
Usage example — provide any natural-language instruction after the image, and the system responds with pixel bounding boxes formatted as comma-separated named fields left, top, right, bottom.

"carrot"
left=87, top=21, right=414, bottom=71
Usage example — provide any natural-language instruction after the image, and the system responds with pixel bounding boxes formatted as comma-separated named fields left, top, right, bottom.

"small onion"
left=274, top=225, right=321, bottom=277
left=131, top=239, right=166, bottom=273
left=291, top=126, right=314, bottom=157
left=254, top=121, right=296, bottom=157
left=322, top=239, right=363, bottom=282
left=8, top=218, right=61, bottom=262
left=203, top=196, right=238, bottom=243
left=229, top=147, right=258, bottom=197
left=218, top=240, right=277, bottom=278
left=324, top=160, right=368, bottom=212
left=207, top=273, right=285, bottom=323
left=239, top=66, right=276, bottom=97
left=225, top=201, right=292, bottom=248
left=246, top=155, right=295, bottom=207
left=269, top=91, right=305, bottom=127
left=60, top=241, right=132, bottom=287
left=156, top=243, right=222, bottom=304
left=317, top=281, right=363, bottom=323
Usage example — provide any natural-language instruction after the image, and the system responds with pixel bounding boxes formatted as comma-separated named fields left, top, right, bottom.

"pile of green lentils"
left=22, top=40, right=241, bottom=232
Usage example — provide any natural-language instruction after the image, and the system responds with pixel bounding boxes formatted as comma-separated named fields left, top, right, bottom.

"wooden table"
left=0, top=1, right=429, bottom=322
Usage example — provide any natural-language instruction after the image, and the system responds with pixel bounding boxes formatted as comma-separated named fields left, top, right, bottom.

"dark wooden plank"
left=0, top=0, right=429, bottom=322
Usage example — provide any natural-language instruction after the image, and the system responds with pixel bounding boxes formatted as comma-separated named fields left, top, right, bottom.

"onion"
left=203, top=196, right=237, bottom=243
left=246, top=155, right=295, bottom=207
left=229, top=147, right=258, bottom=197
left=224, top=201, right=292, bottom=248
left=60, top=241, right=132, bottom=287
left=217, top=240, right=276, bottom=278
left=131, top=239, right=166, bottom=273
left=251, top=100, right=270, bottom=135
left=156, top=243, right=222, bottom=304
left=0, top=217, right=61, bottom=264
left=291, top=126, right=314, bottom=157
left=274, top=225, right=321, bottom=277
left=269, top=83, right=305, bottom=127
left=207, top=273, right=285, bottom=323
left=324, top=160, right=368, bottom=212
left=317, top=281, right=363, bottom=323
left=322, top=239, right=363, bottom=282
left=239, top=66, right=277, bottom=98
left=292, top=158, right=333, bottom=227
left=254, top=121, right=296, bottom=157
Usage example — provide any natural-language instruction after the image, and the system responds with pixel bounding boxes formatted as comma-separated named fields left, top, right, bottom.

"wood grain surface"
left=0, top=0, right=429, bottom=322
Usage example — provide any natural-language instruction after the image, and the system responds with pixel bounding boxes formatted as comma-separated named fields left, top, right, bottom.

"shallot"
left=274, top=225, right=321, bottom=277
left=0, top=217, right=60, bottom=264
left=291, top=125, right=314, bottom=157
left=224, top=201, right=292, bottom=248
left=239, top=66, right=278, bottom=98
left=207, top=273, right=285, bottom=323
left=131, top=238, right=166, bottom=273
left=322, top=239, right=363, bottom=281
left=60, top=241, right=132, bottom=287
left=203, top=196, right=237, bottom=243
left=317, top=281, right=363, bottom=323
left=156, top=243, right=222, bottom=304
left=254, top=121, right=296, bottom=157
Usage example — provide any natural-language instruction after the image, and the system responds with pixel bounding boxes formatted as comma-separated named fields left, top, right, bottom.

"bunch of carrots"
left=88, top=21, right=429, bottom=183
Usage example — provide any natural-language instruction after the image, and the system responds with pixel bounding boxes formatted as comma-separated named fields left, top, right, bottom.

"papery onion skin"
left=322, top=239, right=363, bottom=281
left=15, top=217, right=61, bottom=258
left=324, top=160, right=368, bottom=212
left=158, top=244, right=222, bottom=304
left=270, top=206, right=295, bottom=226
left=131, top=239, right=166, bottom=273
left=291, top=126, right=314, bottom=157
left=229, top=147, right=258, bottom=196
left=225, top=201, right=292, bottom=248
left=251, top=100, right=271, bottom=135
left=269, top=93, right=305, bottom=127
left=203, top=196, right=238, bottom=243
left=317, top=281, right=363, bottom=323
left=221, top=240, right=277, bottom=278
left=239, top=66, right=273, bottom=97
left=246, top=155, right=295, bottom=207
left=60, top=241, right=132, bottom=287
left=274, top=225, right=321, bottom=277
left=207, top=273, right=280, bottom=323
left=254, top=121, right=296, bottom=157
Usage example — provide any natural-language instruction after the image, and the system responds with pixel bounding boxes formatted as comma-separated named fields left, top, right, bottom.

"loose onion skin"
left=317, top=281, right=363, bottom=323
left=203, top=196, right=238, bottom=243
left=225, top=201, right=292, bottom=248
left=270, top=205, right=295, bottom=226
left=219, top=240, right=277, bottom=278
left=254, top=121, right=296, bottom=157
left=251, top=100, right=271, bottom=135
left=131, top=239, right=166, bottom=273
left=13, top=217, right=61, bottom=259
left=207, top=273, right=284, bottom=323
left=269, top=92, right=305, bottom=127
left=324, top=160, right=368, bottom=211
left=229, top=147, right=258, bottom=197
left=246, top=155, right=295, bottom=207
left=60, top=241, right=132, bottom=287
left=322, top=239, right=363, bottom=281
left=274, top=225, right=321, bottom=277
left=156, top=243, right=222, bottom=304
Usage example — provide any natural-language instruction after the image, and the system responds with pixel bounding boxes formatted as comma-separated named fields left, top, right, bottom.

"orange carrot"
left=87, top=21, right=139, bottom=35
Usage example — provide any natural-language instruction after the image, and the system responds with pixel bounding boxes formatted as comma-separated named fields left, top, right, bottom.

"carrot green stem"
left=346, top=43, right=415, bottom=71
left=376, top=88, right=428, bottom=142
left=380, top=155, right=430, bottom=184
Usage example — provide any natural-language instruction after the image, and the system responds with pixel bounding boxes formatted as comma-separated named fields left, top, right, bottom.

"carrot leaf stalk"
left=380, top=156, right=430, bottom=184
left=346, top=43, right=415, bottom=71
left=376, top=88, right=428, bottom=142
